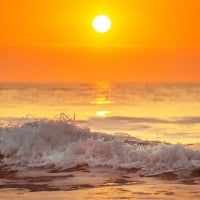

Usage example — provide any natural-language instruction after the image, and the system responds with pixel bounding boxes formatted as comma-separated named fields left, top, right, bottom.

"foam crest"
left=0, top=120, right=200, bottom=175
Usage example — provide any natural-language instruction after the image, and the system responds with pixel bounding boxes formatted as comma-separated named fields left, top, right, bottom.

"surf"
left=0, top=119, right=199, bottom=177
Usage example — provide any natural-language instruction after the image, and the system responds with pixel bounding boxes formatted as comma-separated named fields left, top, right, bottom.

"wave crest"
left=0, top=119, right=200, bottom=175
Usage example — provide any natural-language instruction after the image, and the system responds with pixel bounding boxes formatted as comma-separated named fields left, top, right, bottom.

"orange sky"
left=0, top=0, right=200, bottom=83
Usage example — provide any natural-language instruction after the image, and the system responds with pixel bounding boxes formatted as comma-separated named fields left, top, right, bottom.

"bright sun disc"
left=92, top=15, right=111, bottom=33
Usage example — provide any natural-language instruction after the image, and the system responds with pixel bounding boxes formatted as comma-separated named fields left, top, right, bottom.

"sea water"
left=0, top=83, right=200, bottom=199
left=1, top=82, right=200, bottom=143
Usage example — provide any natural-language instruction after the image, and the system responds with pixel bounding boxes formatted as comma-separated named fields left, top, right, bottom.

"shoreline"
left=0, top=180, right=200, bottom=200
left=0, top=165, right=199, bottom=192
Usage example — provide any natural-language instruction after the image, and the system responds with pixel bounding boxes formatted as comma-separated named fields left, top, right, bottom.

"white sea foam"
left=0, top=119, right=200, bottom=175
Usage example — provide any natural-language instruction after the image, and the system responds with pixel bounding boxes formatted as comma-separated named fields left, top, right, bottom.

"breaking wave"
left=0, top=119, right=200, bottom=176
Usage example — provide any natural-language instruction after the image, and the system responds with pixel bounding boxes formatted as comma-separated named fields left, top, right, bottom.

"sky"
left=0, top=0, right=200, bottom=83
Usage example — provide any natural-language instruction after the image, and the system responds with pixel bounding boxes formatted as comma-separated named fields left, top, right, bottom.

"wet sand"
left=0, top=166, right=200, bottom=200
left=0, top=180, right=200, bottom=200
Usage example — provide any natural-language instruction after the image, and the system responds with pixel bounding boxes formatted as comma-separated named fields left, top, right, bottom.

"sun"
left=92, top=15, right=111, bottom=33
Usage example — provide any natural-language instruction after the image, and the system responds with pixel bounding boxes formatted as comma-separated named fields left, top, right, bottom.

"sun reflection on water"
left=90, top=81, right=114, bottom=105
left=96, top=110, right=111, bottom=117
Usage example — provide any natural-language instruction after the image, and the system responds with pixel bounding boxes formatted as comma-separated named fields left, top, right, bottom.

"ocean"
left=0, top=82, right=200, bottom=199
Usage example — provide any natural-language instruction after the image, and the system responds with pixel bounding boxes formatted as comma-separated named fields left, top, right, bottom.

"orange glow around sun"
left=0, top=0, right=200, bottom=83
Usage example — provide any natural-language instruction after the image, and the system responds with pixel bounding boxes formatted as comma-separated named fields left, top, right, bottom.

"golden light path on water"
left=86, top=81, right=200, bottom=144
left=0, top=82, right=200, bottom=144
left=90, top=81, right=113, bottom=117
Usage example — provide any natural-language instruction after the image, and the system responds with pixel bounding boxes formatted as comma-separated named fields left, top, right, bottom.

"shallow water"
left=0, top=179, right=200, bottom=200
left=0, top=83, right=200, bottom=199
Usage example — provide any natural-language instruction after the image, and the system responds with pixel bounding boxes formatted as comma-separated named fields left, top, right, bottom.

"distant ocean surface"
left=0, top=82, right=200, bottom=144
left=0, top=83, right=200, bottom=198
